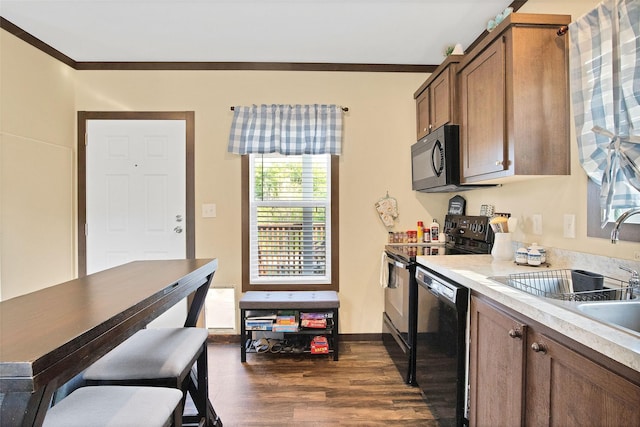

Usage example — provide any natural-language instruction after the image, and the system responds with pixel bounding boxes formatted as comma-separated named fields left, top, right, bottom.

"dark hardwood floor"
left=206, top=340, right=438, bottom=426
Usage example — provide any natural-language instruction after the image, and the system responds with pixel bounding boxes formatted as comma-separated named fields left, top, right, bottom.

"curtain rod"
left=230, top=106, right=349, bottom=112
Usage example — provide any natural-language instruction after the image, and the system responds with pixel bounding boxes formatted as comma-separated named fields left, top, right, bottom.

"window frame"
left=586, top=178, right=640, bottom=242
left=241, top=154, right=339, bottom=292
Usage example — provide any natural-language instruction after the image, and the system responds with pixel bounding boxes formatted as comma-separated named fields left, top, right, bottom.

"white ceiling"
left=0, top=0, right=515, bottom=65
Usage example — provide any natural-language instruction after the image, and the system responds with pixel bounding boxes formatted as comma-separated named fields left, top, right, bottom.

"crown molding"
left=0, top=17, right=435, bottom=73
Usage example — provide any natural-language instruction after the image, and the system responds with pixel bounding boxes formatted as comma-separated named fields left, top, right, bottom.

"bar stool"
left=83, top=328, right=213, bottom=426
left=43, top=386, right=183, bottom=427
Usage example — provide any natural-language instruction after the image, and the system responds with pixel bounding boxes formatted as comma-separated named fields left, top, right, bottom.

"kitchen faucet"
left=610, top=207, right=640, bottom=243
left=619, top=266, right=640, bottom=299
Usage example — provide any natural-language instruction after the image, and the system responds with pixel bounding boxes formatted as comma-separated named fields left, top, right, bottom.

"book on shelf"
left=245, top=318, right=274, bottom=331
left=275, top=315, right=297, bottom=325
left=246, top=313, right=277, bottom=321
left=301, top=318, right=327, bottom=328
left=271, top=324, right=299, bottom=332
left=300, top=312, right=329, bottom=328
left=273, top=310, right=299, bottom=330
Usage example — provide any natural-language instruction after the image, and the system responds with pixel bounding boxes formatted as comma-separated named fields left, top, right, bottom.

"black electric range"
left=385, top=214, right=493, bottom=262
left=382, top=215, right=493, bottom=380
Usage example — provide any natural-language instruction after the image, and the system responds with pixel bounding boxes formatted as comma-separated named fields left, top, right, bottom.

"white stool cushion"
left=84, top=328, right=208, bottom=380
left=43, top=386, right=182, bottom=427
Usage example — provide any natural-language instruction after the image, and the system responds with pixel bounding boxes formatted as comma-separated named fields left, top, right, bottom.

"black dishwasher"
left=415, top=266, right=469, bottom=427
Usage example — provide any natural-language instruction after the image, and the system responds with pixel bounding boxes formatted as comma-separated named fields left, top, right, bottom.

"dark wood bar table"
left=0, top=258, right=219, bottom=427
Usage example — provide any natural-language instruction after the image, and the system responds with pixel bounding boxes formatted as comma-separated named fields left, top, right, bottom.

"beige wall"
left=73, top=69, right=442, bottom=333
left=1, top=0, right=636, bottom=333
left=0, top=30, right=76, bottom=300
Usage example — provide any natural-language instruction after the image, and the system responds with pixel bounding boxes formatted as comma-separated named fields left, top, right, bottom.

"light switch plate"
left=532, top=214, right=543, bottom=235
left=202, top=203, right=217, bottom=218
left=563, top=214, right=576, bottom=238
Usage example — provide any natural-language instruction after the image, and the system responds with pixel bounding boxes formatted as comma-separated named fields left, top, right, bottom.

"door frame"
left=77, top=111, right=196, bottom=276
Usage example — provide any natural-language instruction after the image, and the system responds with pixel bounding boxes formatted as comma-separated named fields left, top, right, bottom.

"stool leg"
left=173, top=399, right=184, bottom=427
left=188, top=344, right=222, bottom=427
left=240, top=309, right=247, bottom=363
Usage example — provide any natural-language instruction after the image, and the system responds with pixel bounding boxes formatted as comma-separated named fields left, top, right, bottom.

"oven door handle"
left=385, top=256, right=408, bottom=289
left=387, top=258, right=408, bottom=270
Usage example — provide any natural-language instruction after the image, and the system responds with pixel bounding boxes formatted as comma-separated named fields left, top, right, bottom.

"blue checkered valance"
left=569, top=0, right=640, bottom=225
left=227, top=104, right=343, bottom=155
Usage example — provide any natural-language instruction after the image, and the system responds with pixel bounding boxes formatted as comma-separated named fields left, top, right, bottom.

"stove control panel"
left=444, top=214, right=492, bottom=242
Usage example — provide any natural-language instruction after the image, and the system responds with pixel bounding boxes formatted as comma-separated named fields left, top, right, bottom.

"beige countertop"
left=416, top=254, right=640, bottom=372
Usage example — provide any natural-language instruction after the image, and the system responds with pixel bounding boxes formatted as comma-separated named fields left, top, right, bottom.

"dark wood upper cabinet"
left=457, top=13, right=571, bottom=184
left=414, top=55, right=461, bottom=140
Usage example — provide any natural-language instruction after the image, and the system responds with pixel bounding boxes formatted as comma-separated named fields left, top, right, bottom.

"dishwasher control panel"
left=415, top=266, right=461, bottom=304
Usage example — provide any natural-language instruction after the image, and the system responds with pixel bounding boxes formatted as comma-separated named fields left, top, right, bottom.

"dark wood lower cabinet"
left=469, top=295, right=527, bottom=427
left=525, top=330, right=640, bottom=426
left=469, top=294, right=640, bottom=427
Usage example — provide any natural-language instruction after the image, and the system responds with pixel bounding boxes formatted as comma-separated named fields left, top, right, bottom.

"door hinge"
left=85, top=223, right=88, bottom=236
left=85, top=132, right=88, bottom=146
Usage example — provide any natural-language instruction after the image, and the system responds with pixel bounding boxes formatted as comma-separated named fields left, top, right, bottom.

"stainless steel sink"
left=489, top=272, right=639, bottom=335
left=577, top=301, right=640, bottom=333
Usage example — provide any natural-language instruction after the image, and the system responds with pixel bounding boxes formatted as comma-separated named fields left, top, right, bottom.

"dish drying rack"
left=505, top=269, right=634, bottom=301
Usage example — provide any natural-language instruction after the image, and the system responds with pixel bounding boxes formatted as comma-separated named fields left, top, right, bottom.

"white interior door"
left=86, top=119, right=187, bottom=326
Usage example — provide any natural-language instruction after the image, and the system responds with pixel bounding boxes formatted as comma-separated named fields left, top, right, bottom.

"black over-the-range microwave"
left=411, top=124, right=494, bottom=193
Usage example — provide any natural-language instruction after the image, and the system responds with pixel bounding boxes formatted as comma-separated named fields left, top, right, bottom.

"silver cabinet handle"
left=174, top=226, right=183, bottom=234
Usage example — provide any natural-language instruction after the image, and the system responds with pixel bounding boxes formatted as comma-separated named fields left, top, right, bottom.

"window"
left=587, top=178, right=640, bottom=242
left=242, top=154, right=339, bottom=291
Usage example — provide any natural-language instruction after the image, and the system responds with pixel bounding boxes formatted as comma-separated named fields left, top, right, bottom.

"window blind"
left=249, top=153, right=332, bottom=284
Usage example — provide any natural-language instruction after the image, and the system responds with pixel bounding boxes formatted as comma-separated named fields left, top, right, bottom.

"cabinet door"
left=526, top=330, right=640, bottom=427
left=469, top=296, right=526, bottom=427
left=459, top=38, right=506, bottom=180
left=416, top=88, right=430, bottom=139
left=430, top=69, right=453, bottom=131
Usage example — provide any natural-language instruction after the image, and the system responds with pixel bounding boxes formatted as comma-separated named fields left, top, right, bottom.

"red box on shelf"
left=301, top=318, right=327, bottom=328
left=310, top=336, right=329, bottom=354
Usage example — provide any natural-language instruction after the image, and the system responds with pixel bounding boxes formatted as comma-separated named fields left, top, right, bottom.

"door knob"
left=174, top=226, right=183, bottom=233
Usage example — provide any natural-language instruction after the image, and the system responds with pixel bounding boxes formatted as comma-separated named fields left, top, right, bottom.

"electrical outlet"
left=563, top=214, right=576, bottom=238
left=532, top=214, right=543, bottom=235
left=202, top=203, right=217, bottom=218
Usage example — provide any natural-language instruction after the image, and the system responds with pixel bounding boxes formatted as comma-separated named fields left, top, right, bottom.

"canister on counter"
left=515, top=247, right=528, bottom=264
left=527, top=247, right=542, bottom=266
left=527, top=243, right=546, bottom=264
